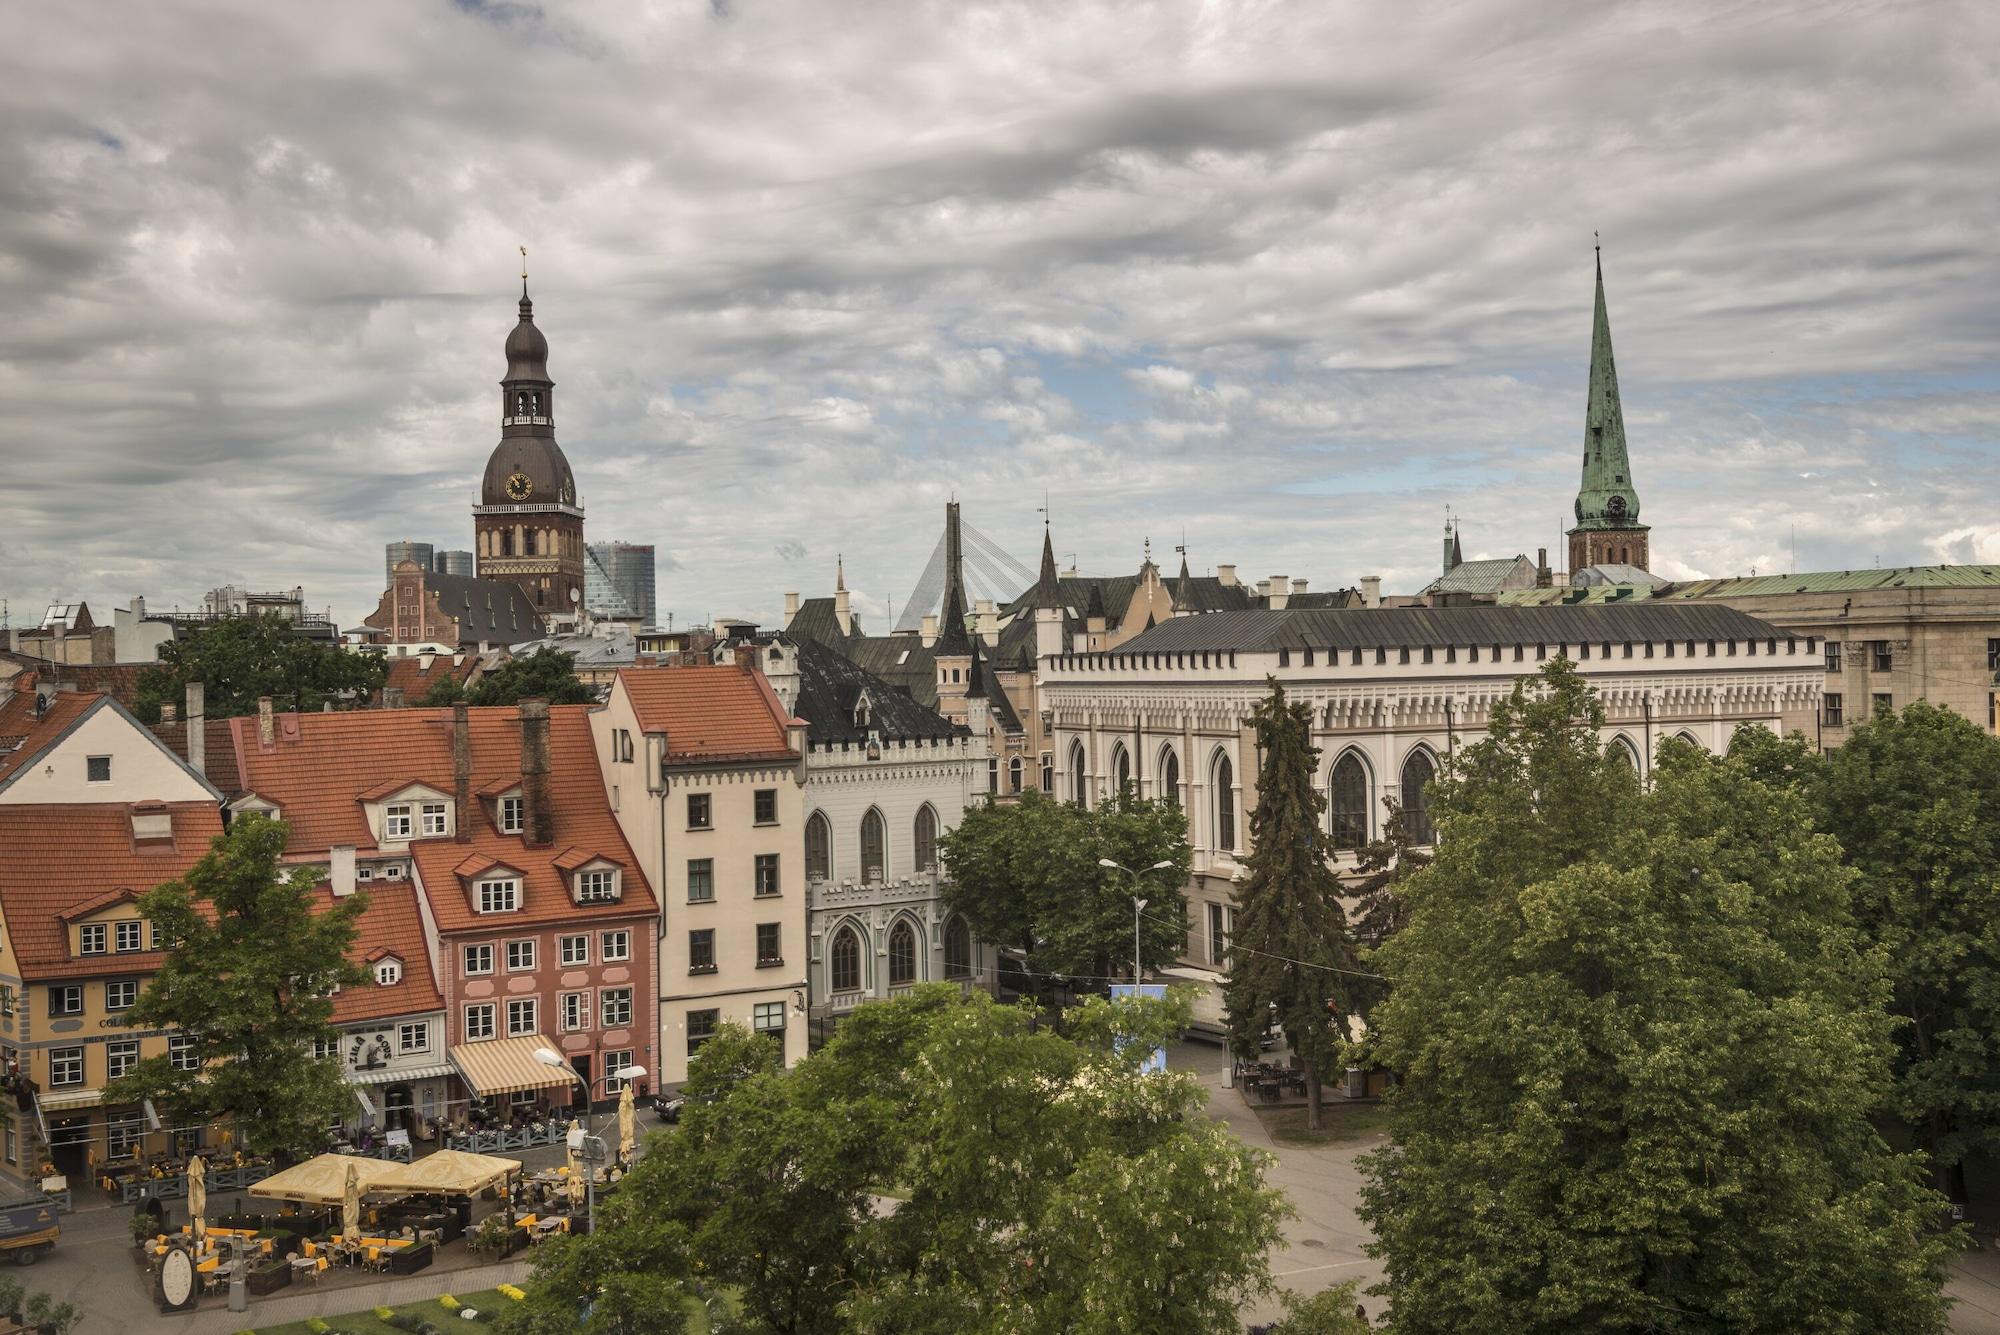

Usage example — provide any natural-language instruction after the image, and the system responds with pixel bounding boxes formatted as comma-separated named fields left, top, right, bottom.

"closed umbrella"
left=186, top=1155, right=207, bottom=1238
left=565, top=1142, right=585, bottom=1207
left=342, top=1161, right=361, bottom=1240
left=617, top=1084, right=636, bottom=1163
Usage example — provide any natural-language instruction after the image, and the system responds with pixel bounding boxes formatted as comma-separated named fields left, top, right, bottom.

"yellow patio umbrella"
left=342, top=1161, right=361, bottom=1240
left=186, top=1155, right=207, bottom=1238
left=565, top=1142, right=585, bottom=1207
left=616, top=1084, right=636, bottom=1162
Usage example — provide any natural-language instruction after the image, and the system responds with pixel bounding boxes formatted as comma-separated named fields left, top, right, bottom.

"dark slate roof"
left=838, top=636, right=940, bottom=708
left=1115, top=603, right=1791, bottom=654
left=792, top=640, right=963, bottom=745
left=421, top=573, right=546, bottom=646
left=787, top=596, right=858, bottom=645
left=980, top=659, right=1023, bottom=733
left=1286, top=590, right=1361, bottom=610
left=1422, top=556, right=1537, bottom=597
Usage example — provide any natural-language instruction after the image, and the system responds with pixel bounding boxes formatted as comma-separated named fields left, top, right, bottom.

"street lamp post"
left=533, top=1049, right=646, bottom=1235
left=1097, top=858, right=1177, bottom=982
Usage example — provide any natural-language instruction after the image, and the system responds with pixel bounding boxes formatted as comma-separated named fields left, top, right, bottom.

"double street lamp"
left=532, top=1048, right=647, bottom=1235
left=1098, top=858, right=1177, bottom=982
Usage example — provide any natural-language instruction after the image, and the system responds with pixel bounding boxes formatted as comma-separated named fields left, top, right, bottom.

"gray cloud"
left=2, top=0, right=1996, bottom=632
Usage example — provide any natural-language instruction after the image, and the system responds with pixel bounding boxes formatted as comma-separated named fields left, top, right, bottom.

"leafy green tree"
left=940, top=790, right=1190, bottom=985
left=1360, top=662, right=1958, bottom=1335
left=465, top=647, right=594, bottom=706
left=1224, top=680, right=1359, bottom=1129
left=1265, top=1280, right=1371, bottom=1334
left=103, top=815, right=367, bottom=1162
left=418, top=671, right=468, bottom=707
left=132, top=613, right=388, bottom=723
left=528, top=986, right=1287, bottom=1335
left=1814, top=702, right=2000, bottom=1202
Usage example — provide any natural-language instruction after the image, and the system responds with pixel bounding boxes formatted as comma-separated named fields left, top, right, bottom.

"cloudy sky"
left=5, top=0, right=1997, bottom=633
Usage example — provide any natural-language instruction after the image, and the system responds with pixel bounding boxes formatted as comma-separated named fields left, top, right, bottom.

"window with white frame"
left=384, top=804, right=413, bottom=840
left=50, top=1048, right=84, bottom=1087
left=151, top=920, right=166, bottom=950
left=105, top=980, right=138, bottom=1012
left=499, top=796, right=524, bottom=833
left=479, top=879, right=520, bottom=913
left=79, top=924, right=107, bottom=956
left=560, top=935, right=588, bottom=966
left=398, top=1022, right=429, bottom=1053
left=753, top=1000, right=786, bottom=1036
left=169, top=1033, right=200, bottom=1071
left=506, top=940, right=536, bottom=971
left=375, top=958, right=403, bottom=986
left=601, top=930, right=630, bottom=962
left=106, top=1039, right=140, bottom=1081
left=420, top=802, right=449, bottom=837
left=576, top=869, right=618, bottom=903
left=48, top=985, right=82, bottom=1017
left=600, top=988, right=632, bottom=1028
left=312, top=1036, right=338, bottom=1061
left=114, top=920, right=143, bottom=953
left=463, top=943, right=494, bottom=976
left=604, top=1050, right=636, bottom=1091
left=107, top=1110, right=144, bottom=1156
left=506, top=998, right=537, bottom=1036
left=464, top=1004, right=496, bottom=1041
left=561, top=992, right=590, bottom=1031
left=357, top=865, right=374, bottom=882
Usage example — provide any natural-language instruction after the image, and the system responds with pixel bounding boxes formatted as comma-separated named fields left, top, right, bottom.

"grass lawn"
left=1254, top=1101, right=1392, bottom=1147
left=252, top=1287, right=515, bottom=1335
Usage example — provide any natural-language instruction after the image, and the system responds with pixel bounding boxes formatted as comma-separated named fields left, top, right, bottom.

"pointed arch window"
left=1159, top=746, right=1181, bottom=807
left=1069, top=741, right=1088, bottom=807
left=1009, top=757, right=1024, bottom=793
left=1112, top=744, right=1131, bottom=793
left=914, top=804, right=938, bottom=873
left=888, top=921, right=917, bottom=986
left=1329, top=751, right=1369, bottom=850
left=1400, top=749, right=1437, bottom=846
left=805, top=811, right=831, bottom=882
left=830, top=927, right=861, bottom=993
left=860, top=808, right=886, bottom=882
left=1213, top=752, right=1236, bottom=852
left=943, top=916, right=971, bottom=978
left=1609, top=736, right=1641, bottom=771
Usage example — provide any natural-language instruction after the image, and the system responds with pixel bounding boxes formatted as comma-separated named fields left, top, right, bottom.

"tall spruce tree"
left=1361, top=662, right=1958, bottom=1334
left=1223, top=679, right=1358, bottom=1130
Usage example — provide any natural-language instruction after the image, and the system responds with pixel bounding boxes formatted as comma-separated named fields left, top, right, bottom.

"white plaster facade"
left=1040, top=608, right=1824, bottom=968
left=0, top=696, right=221, bottom=806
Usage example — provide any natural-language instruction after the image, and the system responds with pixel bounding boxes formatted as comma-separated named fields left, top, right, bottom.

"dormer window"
left=499, top=797, right=524, bottom=834
left=115, top=921, right=142, bottom=953
left=576, top=869, right=619, bottom=904
left=854, top=696, right=871, bottom=728
left=375, top=957, right=403, bottom=986
left=420, top=802, right=449, bottom=837
left=80, top=924, right=107, bottom=955
left=478, top=878, right=520, bottom=913
left=385, top=804, right=413, bottom=840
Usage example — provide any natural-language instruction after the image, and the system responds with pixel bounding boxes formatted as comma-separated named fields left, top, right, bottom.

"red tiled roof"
left=0, top=692, right=104, bottom=786
left=0, top=671, right=40, bottom=746
left=314, top=883, right=444, bottom=1025
left=227, top=704, right=656, bottom=937
left=149, top=716, right=243, bottom=795
left=0, top=802, right=222, bottom=981
left=377, top=652, right=479, bottom=705
left=616, top=664, right=798, bottom=765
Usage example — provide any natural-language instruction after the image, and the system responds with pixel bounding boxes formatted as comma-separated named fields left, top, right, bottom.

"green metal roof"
left=1572, top=251, right=1643, bottom=533
left=1499, top=564, right=2000, bottom=607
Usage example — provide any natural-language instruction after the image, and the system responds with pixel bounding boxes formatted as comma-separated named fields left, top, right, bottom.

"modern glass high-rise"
left=385, top=540, right=435, bottom=586
left=585, top=541, right=656, bottom=625
left=432, top=549, right=475, bottom=578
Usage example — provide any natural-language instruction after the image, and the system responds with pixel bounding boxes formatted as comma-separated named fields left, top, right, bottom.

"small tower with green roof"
left=1566, top=245, right=1650, bottom=576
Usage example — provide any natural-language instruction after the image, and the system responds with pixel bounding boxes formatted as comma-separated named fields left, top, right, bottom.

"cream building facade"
left=1040, top=603, right=1823, bottom=968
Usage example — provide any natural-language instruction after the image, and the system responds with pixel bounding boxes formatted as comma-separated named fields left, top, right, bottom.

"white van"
left=1159, top=965, right=1230, bottom=1042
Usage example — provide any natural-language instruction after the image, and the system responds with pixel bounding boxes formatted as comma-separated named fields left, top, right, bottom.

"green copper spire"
left=1572, top=247, right=1641, bottom=531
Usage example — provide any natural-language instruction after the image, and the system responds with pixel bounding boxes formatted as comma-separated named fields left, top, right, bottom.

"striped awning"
left=36, top=1088, right=105, bottom=1111
left=448, top=1035, right=575, bottom=1097
left=347, top=1063, right=455, bottom=1088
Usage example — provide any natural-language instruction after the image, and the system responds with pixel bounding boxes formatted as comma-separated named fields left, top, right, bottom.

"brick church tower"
left=473, top=278, right=585, bottom=618
left=1566, top=248, right=1650, bottom=576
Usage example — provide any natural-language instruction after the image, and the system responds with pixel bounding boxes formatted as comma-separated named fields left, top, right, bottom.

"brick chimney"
left=185, top=681, right=205, bottom=777
left=452, top=701, right=472, bottom=843
left=257, top=696, right=276, bottom=747
left=1360, top=576, right=1382, bottom=609
left=1536, top=548, right=1554, bottom=590
left=519, top=697, right=554, bottom=847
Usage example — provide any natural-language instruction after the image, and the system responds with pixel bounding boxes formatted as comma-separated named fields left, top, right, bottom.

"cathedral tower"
left=1566, top=248, right=1650, bottom=575
left=473, top=279, right=585, bottom=617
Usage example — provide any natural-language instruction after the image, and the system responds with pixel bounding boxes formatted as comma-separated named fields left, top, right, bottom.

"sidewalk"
left=177, top=1257, right=533, bottom=1334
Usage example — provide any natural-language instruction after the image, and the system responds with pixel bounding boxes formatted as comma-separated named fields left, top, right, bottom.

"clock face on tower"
left=505, top=472, right=534, bottom=501
left=1607, top=495, right=1627, bottom=518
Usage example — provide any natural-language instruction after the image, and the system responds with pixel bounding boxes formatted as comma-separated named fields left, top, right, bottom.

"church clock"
left=505, top=472, right=534, bottom=501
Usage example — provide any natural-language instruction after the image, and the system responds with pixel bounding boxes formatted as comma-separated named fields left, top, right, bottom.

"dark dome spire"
left=505, top=284, right=550, bottom=383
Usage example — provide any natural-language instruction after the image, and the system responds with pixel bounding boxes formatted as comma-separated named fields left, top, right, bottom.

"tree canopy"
left=132, top=614, right=387, bottom=723
left=1360, top=661, right=1958, bottom=1334
left=505, top=986, right=1287, bottom=1335
left=939, top=789, right=1191, bottom=985
left=421, top=646, right=594, bottom=707
left=1223, top=680, right=1360, bottom=1128
left=1735, top=703, right=2000, bottom=1202
left=103, top=815, right=367, bottom=1161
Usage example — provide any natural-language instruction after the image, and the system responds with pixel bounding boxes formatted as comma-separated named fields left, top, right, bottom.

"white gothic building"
left=754, top=636, right=994, bottom=1035
left=1038, top=602, right=1824, bottom=969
